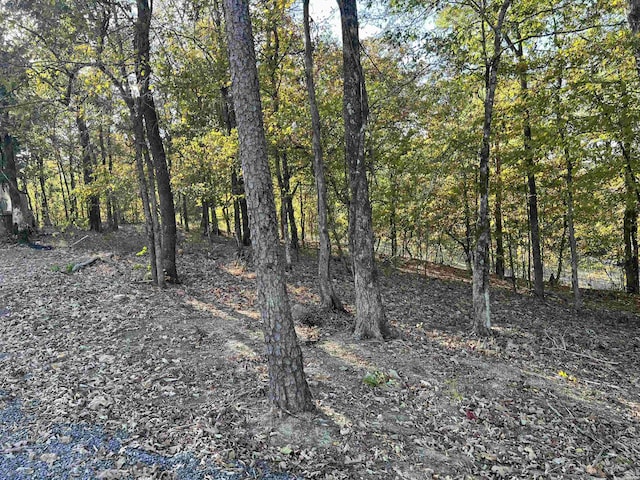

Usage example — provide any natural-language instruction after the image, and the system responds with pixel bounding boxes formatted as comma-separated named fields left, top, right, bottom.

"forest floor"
left=1, top=225, right=639, bottom=480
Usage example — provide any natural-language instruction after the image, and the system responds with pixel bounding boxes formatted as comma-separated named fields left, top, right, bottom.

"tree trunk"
left=623, top=160, right=639, bottom=293
left=211, top=196, right=220, bottom=235
left=462, top=167, right=473, bottom=272
left=76, top=109, right=101, bottom=232
left=182, top=194, right=189, bottom=232
left=136, top=0, right=178, bottom=283
left=629, top=0, right=640, bottom=79
left=338, top=0, right=388, bottom=339
left=201, top=199, right=210, bottom=236
left=106, top=122, right=119, bottom=231
left=565, top=155, right=582, bottom=307
left=627, top=0, right=640, bottom=294
left=37, top=155, right=52, bottom=227
left=68, top=142, right=78, bottom=222
left=555, top=216, right=567, bottom=285
left=472, top=0, right=511, bottom=336
left=494, top=150, right=504, bottom=278
left=231, top=167, right=243, bottom=247
left=1, top=133, right=35, bottom=231
left=224, top=0, right=313, bottom=413
left=99, top=125, right=114, bottom=230
left=304, top=0, right=343, bottom=312
left=519, top=65, right=544, bottom=298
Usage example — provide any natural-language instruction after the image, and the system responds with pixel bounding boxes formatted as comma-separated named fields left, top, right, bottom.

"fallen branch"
left=69, top=235, right=90, bottom=248
left=541, top=346, right=620, bottom=366
left=71, top=257, right=100, bottom=273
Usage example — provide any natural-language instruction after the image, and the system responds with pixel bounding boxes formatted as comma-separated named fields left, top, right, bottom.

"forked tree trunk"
left=224, top=0, right=313, bottom=413
left=135, top=0, right=178, bottom=283
left=303, top=0, right=343, bottom=310
left=338, top=0, right=388, bottom=339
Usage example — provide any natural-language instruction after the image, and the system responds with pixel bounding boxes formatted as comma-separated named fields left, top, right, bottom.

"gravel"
left=0, top=399, right=300, bottom=480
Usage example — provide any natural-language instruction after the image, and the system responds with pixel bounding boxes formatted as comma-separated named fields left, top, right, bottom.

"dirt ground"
left=1, top=225, right=639, bottom=479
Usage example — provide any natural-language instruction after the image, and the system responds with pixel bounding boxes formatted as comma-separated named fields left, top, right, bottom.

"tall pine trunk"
left=338, top=0, right=388, bottom=339
left=303, top=0, right=343, bottom=311
left=224, top=0, right=313, bottom=413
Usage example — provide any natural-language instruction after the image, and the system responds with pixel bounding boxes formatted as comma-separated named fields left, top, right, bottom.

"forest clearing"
left=1, top=228, right=639, bottom=479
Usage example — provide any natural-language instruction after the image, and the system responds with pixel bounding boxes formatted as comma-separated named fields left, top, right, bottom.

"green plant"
left=136, top=246, right=148, bottom=256
left=363, top=370, right=391, bottom=388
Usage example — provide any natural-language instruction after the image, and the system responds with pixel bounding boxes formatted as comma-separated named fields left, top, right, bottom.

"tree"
left=472, top=0, right=511, bottom=336
left=135, top=0, right=179, bottom=283
left=303, top=0, right=343, bottom=311
left=338, top=0, right=389, bottom=340
left=504, top=24, right=544, bottom=298
left=223, top=0, right=313, bottom=412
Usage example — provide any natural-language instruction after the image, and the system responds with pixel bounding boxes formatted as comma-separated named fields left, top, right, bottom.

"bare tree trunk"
left=303, top=0, right=343, bottom=310
left=520, top=69, right=544, bottom=298
left=182, top=194, right=189, bottom=232
left=76, top=109, right=102, bottom=232
left=135, top=0, right=178, bottom=283
left=224, top=0, right=313, bottom=413
left=36, top=155, right=52, bottom=226
left=1, top=132, right=35, bottom=231
left=626, top=0, right=640, bottom=294
left=338, top=0, right=388, bottom=339
left=472, top=0, right=511, bottom=336
left=201, top=199, right=210, bottom=237
left=565, top=153, right=582, bottom=307
left=555, top=216, right=567, bottom=285
left=494, top=150, right=504, bottom=278
left=99, top=124, right=114, bottom=230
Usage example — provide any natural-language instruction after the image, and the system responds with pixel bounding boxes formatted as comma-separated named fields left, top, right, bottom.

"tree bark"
left=1, top=133, right=35, bottom=230
left=623, top=152, right=639, bottom=293
left=135, top=0, right=178, bottom=283
left=36, top=155, right=52, bottom=227
left=519, top=66, right=544, bottom=298
left=224, top=0, right=313, bottom=413
left=472, top=0, right=511, bottom=336
left=303, top=0, right=343, bottom=310
left=494, top=149, right=504, bottom=278
left=338, top=0, right=388, bottom=339
left=76, top=109, right=102, bottom=232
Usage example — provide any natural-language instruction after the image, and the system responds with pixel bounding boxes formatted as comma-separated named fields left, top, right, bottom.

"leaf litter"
left=0, top=226, right=639, bottom=479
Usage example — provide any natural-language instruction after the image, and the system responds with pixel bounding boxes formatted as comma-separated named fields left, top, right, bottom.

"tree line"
left=1, top=0, right=640, bottom=411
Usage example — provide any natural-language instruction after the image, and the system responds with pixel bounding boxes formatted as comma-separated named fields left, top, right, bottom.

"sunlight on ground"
left=220, top=264, right=256, bottom=280
left=319, top=341, right=377, bottom=371
left=186, top=298, right=236, bottom=322
left=237, top=309, right=259, bottom=320
left=317, top=402, right=352, bottom=428
left=620, top=398, right=640, bottom=420
left=288, top=284, right=319, bottom=303
left=225, top=339, right=258, bottom=360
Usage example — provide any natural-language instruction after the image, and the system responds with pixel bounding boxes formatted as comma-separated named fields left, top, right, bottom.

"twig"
left=541, top=346, right=620, bottom=366
left=69, top=235, right=90, bottom=248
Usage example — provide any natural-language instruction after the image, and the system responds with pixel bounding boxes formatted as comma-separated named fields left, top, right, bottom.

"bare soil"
left=1, top=226, right=639, bottom=479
